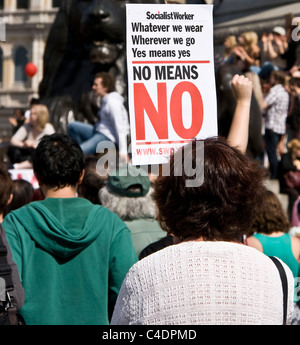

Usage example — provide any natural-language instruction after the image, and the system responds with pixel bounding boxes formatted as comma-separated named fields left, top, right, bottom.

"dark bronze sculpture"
left=39, top=0, right=162, bottom=132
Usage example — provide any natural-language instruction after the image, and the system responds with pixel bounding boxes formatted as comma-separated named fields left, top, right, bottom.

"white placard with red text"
left=9, top=169, right=39, bottom=189
left=126, top=3, right=217, bottom=165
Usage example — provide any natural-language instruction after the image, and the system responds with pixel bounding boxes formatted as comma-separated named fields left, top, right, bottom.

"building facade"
left=0, top=0, right=58, bottom=137
left=0, top=0, right=299, bottom=138
left=213, top=0, right=300, bottom=46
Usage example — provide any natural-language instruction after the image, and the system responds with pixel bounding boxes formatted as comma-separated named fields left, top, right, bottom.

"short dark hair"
left=4, top=179, right=34, bottom=216
left=289, top=77, right=300, bottom=88
left=0, top=164, right=13, bottom=215
left=33, top=133, right=85, bottom=189
left=94, top=72, right=116, bottom=93
left=77, top=155, right=105, bottom=204
left=153, top=137, right=266, bottom=242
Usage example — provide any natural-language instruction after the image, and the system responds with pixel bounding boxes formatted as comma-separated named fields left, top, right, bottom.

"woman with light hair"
left=7, top=104, right=55, bottom=169
left=234, top=31, right=261, bottom=72
left=223, top=35, right=237, bottom=62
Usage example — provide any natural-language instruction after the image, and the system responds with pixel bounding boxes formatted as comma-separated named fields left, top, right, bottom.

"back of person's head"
left=251, top=189, right=290, bottom=234
left=31, top=104, right=50, bottom=131
left=0, top=164, right=13, bottom=216
left=94, top=72, right=116, bottom=93
left=77, top=155, right=106, bottom=204
left=99, top=165, right=156, bottom=220
left=4, top=179, right=34, bottom=216
left=153, top=137, right=266, bottom=242
left=271, top=70, right=287, bottom=86
left=33, top=133, right=85, bottom=189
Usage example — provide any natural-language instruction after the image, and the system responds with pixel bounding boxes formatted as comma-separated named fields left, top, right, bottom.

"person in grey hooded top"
left=67, top=72, right=129, bottom=163
left=3, top=133, right=137, bottom=325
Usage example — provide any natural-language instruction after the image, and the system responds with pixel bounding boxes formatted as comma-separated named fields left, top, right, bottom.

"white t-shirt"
left=11, top=123, right=55, bottom=148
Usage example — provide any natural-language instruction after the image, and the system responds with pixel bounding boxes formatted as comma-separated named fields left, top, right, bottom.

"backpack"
left=0, top=232, right=25, bottom=325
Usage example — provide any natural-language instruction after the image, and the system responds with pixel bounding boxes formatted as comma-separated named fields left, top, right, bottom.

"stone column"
left=4, top=0, right=16, bottom=11
left=31, top=30, right=44, bottom=91
left=2, top=45, right=13, bottom=89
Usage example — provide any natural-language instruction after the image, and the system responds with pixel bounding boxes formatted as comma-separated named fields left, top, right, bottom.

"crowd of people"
left=1, top=23, right=300, bottom=325
left=216, top=25, right=300, bottom=220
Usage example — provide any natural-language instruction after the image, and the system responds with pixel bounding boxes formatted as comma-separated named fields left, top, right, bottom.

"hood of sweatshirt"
left=5, top=199, right=110, bottom=259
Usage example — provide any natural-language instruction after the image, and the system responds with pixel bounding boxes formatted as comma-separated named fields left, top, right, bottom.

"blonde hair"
left=224, top=35, right=237, bottom=56
left=225, top=35, right=237, bottom=48
left=31, top=104, right=49, bottom=131
left=240, top=31, right=259, bottom=55
left=241, top=31, right=258, bottom=46
left=287, top=139, right=300, bottom=152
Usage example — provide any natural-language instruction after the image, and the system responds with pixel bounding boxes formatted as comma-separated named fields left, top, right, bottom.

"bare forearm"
left=227, top=100, right=251, bottom=153
left=227, top=75, right=253, bottom=153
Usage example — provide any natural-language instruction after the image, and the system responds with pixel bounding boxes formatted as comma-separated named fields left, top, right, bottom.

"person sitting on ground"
left=7, top=104, right=55, bottom=169
left=110, top=75, right=295, bottom=325
left=67, top=72, right=129, bottom=164
left=3, top=133, right=137, bottom=325
left=77, top=155, right=106, bottom=204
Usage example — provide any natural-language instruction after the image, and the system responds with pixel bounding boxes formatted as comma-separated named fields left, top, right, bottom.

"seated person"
left=7, top=104, right=55, bottom=169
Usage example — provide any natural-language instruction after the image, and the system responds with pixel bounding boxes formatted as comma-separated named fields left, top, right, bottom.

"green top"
left=253, top=233, right=299, bottom=278
left=3, top=197, right=138, bottom=325
left=124, top=218, right=166, bottom=257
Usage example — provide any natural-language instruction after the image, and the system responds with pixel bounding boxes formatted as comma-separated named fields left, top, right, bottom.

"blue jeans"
left=67, top=121, right=111, bottom=155
left=265, top=129, right=282, bottom=179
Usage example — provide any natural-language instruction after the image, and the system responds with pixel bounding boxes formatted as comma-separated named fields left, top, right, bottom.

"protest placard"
left=9, top=169, right=39, bottom=189
left=126, top=3, right=217, bottom=165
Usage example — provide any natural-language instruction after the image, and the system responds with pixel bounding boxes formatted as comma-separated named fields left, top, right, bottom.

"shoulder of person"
left=44, top=123, right=56, bottom=132
left=291, top=235, right=300, bottom=261
left=246, top=236, right=263, bottom=252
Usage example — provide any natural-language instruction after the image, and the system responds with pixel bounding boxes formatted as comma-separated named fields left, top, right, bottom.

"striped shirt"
left=264, top=84, right=289, bottom=134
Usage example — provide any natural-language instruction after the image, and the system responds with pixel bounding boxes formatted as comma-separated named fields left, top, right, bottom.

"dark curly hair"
left=153, top=137, right=267, bottom=242
left=0, top=163, right=13, bottom=214
left=33, top=133, right=85, bottom=190
left=250, top=189, right=290, bottom=235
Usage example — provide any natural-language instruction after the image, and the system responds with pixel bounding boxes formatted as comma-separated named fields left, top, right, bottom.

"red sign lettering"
left=134, top=81, right=203, bottom=140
